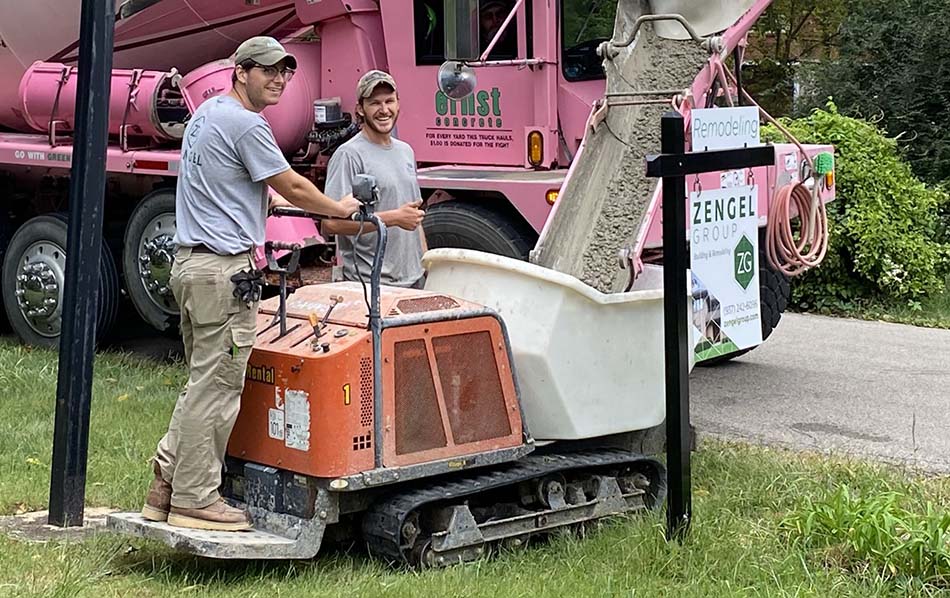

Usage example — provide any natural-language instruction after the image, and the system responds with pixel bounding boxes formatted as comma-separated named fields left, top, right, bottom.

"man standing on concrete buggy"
left=142, top=36, right=359, bottom=532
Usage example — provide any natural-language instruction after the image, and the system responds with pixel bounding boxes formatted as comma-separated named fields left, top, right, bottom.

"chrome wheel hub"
left=137, top=212, right=178, bottom=314
left=15, top=241, right=66, bottom=337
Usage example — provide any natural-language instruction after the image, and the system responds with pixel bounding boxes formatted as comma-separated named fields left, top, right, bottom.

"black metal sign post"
left=48, top=0, right=116, bottom=527
left=645, top=111, right=775, bottom=541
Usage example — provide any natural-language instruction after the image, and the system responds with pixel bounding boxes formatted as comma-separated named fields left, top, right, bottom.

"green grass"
left=0, top=341, right=186, bottom=514
left=2, top=341, right=950, bottom=597
left=783, top=487, right=950, bottom=583
left=856, top=280, right=950, bottom=329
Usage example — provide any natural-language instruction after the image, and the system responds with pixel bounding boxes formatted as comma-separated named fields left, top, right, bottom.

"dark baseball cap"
left=233, top=36, right=297, bottom=69
left=357, top=70, right=398, bottom=99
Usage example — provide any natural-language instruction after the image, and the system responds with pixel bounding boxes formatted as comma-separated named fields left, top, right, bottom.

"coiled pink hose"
left=766, top=182, right=828, bottom=277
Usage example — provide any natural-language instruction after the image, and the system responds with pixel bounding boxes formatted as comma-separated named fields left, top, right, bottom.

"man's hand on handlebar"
left=264, top=170, right=361, bottom=220
left=269, top=194, right=360, bottom=221
left=336, top=194, right=361, bottom=219
left=268, top=193, right=294, bottom=211
left=390, top=200, right=425, bottom=231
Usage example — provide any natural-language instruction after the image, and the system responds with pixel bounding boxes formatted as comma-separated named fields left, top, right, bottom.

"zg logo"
left=734, top=235, right=755, bottom=290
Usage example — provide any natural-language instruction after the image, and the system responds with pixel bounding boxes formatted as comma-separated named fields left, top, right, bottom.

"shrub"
left=762, top=103, right=950, bottom=309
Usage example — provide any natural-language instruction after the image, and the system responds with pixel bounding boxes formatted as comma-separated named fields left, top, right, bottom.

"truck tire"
left=758, top=258, right=791, bottom=342
left=122, top=189, right=179, bottom=333
left=696, top=242, right=791, bottom=367
left=423, top=201, right=536, bottom=260
left=2, top=214, right=119, bottom=348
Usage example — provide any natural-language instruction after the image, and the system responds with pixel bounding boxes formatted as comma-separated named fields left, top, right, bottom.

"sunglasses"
left=244, top=62, right=296, bottom=82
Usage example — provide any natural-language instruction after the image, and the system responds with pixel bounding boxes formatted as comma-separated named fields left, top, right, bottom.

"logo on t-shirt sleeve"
left=186, top=116, right=206, bottom=148
left=182, top=116, right=206, bottom=173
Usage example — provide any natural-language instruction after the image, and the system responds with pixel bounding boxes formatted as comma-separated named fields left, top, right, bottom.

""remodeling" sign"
left=691, top=106, right=761, bottom=151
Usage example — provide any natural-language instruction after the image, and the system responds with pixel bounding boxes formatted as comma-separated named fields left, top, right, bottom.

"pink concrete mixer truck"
left=0, top=0, right=834, bottom=351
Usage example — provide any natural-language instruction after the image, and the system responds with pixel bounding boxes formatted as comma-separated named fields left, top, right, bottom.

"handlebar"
left=269, top=206, right=315, bottom=219
left=269, top=205, right=369, bottom=223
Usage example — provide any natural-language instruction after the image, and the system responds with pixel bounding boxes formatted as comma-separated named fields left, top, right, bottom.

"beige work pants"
left=155, top=247, right=258, bottom=509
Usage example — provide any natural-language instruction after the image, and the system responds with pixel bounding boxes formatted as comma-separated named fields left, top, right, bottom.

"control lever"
left=348, top=174, right=382, bottom=331
left=264, top=240, right=302, bottom=339
left=349, top=174, right=387, bottom=468
left=308, top=295, right=343, bottom=344
left=318, top=295, right=343, bottom=338
left=352, top=173, right=379, bottom=217
left=308, top=313, right=320, bottom=337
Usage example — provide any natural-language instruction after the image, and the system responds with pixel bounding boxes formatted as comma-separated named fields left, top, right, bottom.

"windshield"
left=561, top=0, right=617, bottom=82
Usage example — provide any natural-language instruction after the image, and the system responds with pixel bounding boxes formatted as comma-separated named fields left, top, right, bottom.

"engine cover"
left=227, top=282, right=524, bottom=479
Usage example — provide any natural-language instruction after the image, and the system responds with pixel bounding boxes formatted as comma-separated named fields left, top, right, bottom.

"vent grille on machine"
left=393, top=340, right=447, bottom=455
left=392, top=330, right=510, bottom=457
left=359, top=357, right=373, bottom=428
left=433, top=331, right=511, bottom=444
left=394, top=296, right=460, bottom=314
left=352, top=433, right=372, bottom=451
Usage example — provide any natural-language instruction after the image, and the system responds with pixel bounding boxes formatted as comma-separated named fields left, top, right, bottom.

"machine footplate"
left=107, top=507, right=325, bottom=560
left=362, top=449, right=666, bottom=568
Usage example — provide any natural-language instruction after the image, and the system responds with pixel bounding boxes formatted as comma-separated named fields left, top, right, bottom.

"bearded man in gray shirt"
left=324, top=71, right=427, bottom=288
left=142, top=37, right=359, bottom=532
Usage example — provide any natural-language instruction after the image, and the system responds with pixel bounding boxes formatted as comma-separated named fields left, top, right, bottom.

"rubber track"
left=362, top=449, right=667, bottom=565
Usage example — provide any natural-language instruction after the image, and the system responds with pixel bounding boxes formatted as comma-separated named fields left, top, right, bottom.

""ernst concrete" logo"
left=434, top=87, right=503, bottom=129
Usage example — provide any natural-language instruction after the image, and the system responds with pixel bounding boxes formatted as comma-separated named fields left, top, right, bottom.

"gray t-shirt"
left=174, top=95, right=290, bottom=255
left=325, top=132, right=425, bottom=287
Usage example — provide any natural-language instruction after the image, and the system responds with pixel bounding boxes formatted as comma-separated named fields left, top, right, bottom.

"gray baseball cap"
left=357, top=70, right=398, bottom=99
left=233, top=36, right=297, bottom=69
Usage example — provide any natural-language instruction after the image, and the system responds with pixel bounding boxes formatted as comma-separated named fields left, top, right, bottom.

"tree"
left=744, top=0, right=846, bottom=115
left=804, top=0, right=950, bottom=185
left=561, top=0, right=615, bottom=48
left=762, top=105, right=950, bottom=307
left=752, top=0, right=846, bottom=65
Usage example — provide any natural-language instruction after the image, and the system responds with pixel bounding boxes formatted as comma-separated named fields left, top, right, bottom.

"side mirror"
left=437, top=61, right=478, bottom=100
left=444, top=0, right=480, bottom=61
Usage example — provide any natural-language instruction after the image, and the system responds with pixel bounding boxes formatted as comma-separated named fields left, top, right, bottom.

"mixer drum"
left=19, top=63, right=187, bottom=144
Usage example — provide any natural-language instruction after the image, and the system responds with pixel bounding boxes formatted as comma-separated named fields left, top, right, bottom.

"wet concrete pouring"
left=533, top=15, right=709, bottom=292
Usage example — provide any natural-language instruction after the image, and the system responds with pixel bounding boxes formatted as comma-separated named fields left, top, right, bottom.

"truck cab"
left=374, top=0, right=617, bottom=258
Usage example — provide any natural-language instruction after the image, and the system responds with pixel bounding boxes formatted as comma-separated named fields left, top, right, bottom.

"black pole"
left=48, top=0, right=115, bottom=527
left=660, top=112, right=692, bottom=541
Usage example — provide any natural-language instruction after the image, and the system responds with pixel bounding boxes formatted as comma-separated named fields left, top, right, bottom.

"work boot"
left=141, top=461, right=172, bottom=522
left=167, top=498, right=252, bottom=531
